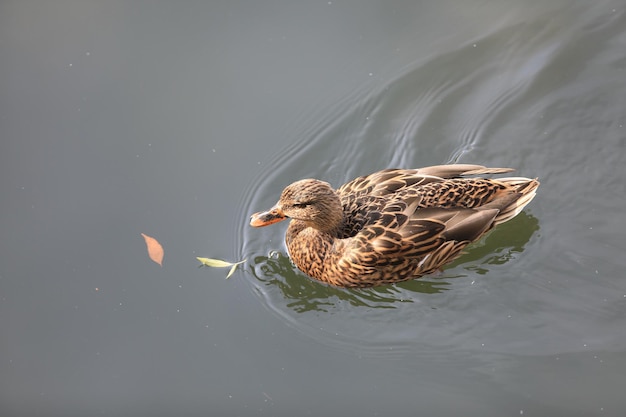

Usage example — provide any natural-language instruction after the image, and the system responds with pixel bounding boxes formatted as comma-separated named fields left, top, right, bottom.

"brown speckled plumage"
left=250, top=164, right=539, bottom=288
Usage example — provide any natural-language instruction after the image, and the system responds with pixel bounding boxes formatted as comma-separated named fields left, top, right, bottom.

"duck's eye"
left=292, top=202, right=309, bottom=208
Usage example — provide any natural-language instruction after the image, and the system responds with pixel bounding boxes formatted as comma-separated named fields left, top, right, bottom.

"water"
left=1, top=1, right=626, bottom=416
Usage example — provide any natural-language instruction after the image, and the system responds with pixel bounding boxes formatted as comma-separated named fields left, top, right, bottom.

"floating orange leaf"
left=141, top=233, right=164, bottom=266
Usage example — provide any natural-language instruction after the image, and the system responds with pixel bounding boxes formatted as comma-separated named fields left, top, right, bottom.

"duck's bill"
left=250, top=207, right=286, bottom=227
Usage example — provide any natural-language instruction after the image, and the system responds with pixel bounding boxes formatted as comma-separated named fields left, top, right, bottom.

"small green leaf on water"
left=197, top=257, right=246, bottom=279
left=226, top=264, right=238, bottom=279
left=196, top=257, right=234, bottom=268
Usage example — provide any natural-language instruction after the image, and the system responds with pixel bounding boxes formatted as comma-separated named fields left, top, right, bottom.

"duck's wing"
left=412, top=164, right=514, bottom=178
left=335, top=196, right=501, bottom=281
left=337, top=165, right=515, bottom=198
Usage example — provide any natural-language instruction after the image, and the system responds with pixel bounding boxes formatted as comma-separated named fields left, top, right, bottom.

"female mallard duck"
left=250, top=164, right=539, bottom=288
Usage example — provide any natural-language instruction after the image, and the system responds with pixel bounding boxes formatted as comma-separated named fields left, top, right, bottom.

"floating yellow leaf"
left=226, top=264, right=239, bottom=279
left=141, top=233, right=164, bottom=266
left=196, top=257, right=234, bottom=268
left=197, top=257, right=246, bottom=279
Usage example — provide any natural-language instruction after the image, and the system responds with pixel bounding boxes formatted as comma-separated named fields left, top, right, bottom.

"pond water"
left=2, top=1, right=626, bottom=416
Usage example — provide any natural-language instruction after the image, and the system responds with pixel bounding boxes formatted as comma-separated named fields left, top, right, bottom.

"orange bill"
left=249, top=206, right=287, bottom=227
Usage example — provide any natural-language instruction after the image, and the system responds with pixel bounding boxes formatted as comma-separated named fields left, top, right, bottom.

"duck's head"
left=250, top=179, right=343, bottom=233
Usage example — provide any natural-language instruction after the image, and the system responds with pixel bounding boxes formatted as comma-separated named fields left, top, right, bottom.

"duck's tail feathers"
left=492, top=177, right=540, bottom=225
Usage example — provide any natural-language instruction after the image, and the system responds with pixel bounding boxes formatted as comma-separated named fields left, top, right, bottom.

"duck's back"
left=336, top=166, right=524, bottom=239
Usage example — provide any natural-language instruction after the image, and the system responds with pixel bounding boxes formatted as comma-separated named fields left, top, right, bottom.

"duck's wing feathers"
left=337, top=196, right=500, bottom=280
left=414, top=164, right=514, bottom=178
left=337, top=165, right=515, bottom=198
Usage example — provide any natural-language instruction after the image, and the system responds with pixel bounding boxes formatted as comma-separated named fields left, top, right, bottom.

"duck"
left=250, top=164, right=539, bottom=288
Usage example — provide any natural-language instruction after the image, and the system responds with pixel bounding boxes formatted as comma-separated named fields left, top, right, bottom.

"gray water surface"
left=2, top=1, right=626, bottom=416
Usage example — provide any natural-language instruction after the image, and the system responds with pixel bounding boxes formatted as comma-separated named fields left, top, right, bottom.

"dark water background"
left=2, top=1, right=626, bottom=416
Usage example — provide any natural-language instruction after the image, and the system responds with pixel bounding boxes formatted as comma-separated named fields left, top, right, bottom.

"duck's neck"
left=285, top=220, right=336, bottom=281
